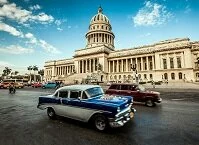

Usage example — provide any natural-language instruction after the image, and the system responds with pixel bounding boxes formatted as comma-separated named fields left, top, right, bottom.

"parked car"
left=42, top=82, right=57, bottom=89
left=14, top=82, right=24, bottom=88
left=32, top=82, right=43, bottom=88
left=37, top=85, right=136, bottom=131
left=105, top=83, right=162, bottom=107
left=2, top=82, right=10, bottom=88
left=0, top=82, right=3, bottom=89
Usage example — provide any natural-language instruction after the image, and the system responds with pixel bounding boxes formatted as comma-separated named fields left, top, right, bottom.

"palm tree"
left=38, top=69, right=44, bottom=81
left=3, top=67, right=12, bottom=78
left=32, top=65, right=38, bottom=82
left=14, top=71, right=19, bottom=75
left=27, top=66, right=33, bottom=82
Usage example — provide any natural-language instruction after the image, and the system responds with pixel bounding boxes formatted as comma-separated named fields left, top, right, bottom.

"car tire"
left=145, top=99, right=155, bottom=107
left=93, top=114, right=108, bottom=131
left=47, top=108, right=56, bottom=119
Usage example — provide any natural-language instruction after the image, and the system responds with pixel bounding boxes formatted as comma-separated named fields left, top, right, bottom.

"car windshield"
left=86, top=87, right=104, bottom=98
left=137, top=85, right=145, bottom=92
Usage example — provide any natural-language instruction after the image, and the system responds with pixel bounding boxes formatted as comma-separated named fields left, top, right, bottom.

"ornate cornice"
left=74, top=45, right=114, bottom=57
left=109, top=39, right=192, bottom=58
left=45, top=58, right=74, bottom=67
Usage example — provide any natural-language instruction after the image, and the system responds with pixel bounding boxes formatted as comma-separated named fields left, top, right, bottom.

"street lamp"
left=131, top=64, right=138, bottom=84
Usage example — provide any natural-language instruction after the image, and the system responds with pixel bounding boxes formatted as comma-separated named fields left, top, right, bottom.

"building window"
left=170, top=58, right=174, bottom=68
left=163, top=58, right=167, bottom=69
left=179, top=72, right=182, bottom=79
left=102, top=26, right=103, bottom=29
left=93, top=26, right=95, bottom=29
left=196, top=73, right=199, bottom=78
left=177, top=57, right=182, bottom=68
left=164, top=73, right=168, bottom=80
left=144, top=74, right=147, bottom=79
left=144, top=63, right=147, bottom=70
left=150, top=74, right=153, bottom=79
left=171, top=73, right=175, bottom=80
left=149, top=62, right=153, bottom=70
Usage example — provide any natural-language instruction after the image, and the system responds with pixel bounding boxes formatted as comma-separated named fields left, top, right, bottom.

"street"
left=0, top=87, right=199, bottom=145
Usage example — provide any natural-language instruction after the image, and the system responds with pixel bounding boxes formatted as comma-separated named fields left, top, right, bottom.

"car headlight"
left=117, top=107, right=120, bottom=112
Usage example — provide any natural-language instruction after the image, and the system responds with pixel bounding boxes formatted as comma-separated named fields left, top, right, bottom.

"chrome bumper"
left=157, top=98, right=162, bottom=103
left=109, top=106, right=136, bottom=128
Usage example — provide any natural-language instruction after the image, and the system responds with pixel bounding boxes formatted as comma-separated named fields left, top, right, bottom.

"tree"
left=14, top=71, right=19, bottom=75
left=3, top=67, right=12, bottom=78
left=27, top=66, right=33, bottom=82
left=38, top=69, right=44, bottom=81
left=32, top=65, right=38, bottom=82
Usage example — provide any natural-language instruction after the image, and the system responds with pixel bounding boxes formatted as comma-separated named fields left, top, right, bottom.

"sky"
left=0, top=0, right=199, bottom=75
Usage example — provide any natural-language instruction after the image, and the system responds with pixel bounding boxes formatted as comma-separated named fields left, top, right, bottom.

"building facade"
left=44, top=7, right=199, bottom=83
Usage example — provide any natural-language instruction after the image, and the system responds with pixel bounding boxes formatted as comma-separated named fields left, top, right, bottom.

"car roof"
left=57, top=85, right=101, bottom=91
left=110, top=83, right=138, bottom=86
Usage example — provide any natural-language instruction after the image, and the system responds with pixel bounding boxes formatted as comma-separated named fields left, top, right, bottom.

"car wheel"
left=94, top=114, right=108, bottom=131
left=145, top=99, right=155, bottom=107
left=47, top=108, right=56, bottom=119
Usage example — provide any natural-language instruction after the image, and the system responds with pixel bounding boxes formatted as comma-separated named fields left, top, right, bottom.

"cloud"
left=24, top=32, right=60, bottom=54
left=0, top=0, right=7, bottom=5
left=0, top=1, right=54, bottom=24
left=133, top=1, right=172, bottom=26
left=0, top=22, right=23, bottom=37
left=29, top=4, right=41, bottom=10
left=39, top=40, right=60, bottom=54
left=0, top=45, right=34, bottom=54
left=184, top=5, right=191, bottom=14
left=0, top=60, right=14, bottom=67
left=139, top=32, right=151, bottom=37
left=57, top=27, right=63, bottom=31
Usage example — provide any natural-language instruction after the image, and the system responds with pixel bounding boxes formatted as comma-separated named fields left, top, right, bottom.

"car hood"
left=88, top=94, right=131, bottom=109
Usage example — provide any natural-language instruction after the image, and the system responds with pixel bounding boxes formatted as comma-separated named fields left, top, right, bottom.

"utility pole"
left=131, top=64, right=138, bottom=84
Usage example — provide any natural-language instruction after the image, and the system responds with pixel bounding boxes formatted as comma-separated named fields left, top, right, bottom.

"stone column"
left=89, top=59, right=91, bottom=73
left=117, top=60, right=119, bottom=72
left=108, top=61, right=111, bottom=73
left=141, top=57, right=143, bottom=71
left=135, top=58, right=138, bottom=70
left=121, top=59, right=123, bottom=72
left=181, top=52, right=185, bottom=68
left=126, top=59, right=128, bottom=72
left=167, top=54, right=170, bottom=69
left=113, top=60, right=115, bottom=73
left=146, top=56, right=148, bottom=70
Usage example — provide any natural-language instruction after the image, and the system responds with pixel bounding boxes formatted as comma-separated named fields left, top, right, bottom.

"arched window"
left=164, top=73, right=168, bottom=80
left=119, top=75, right=121, bottom=80
left=179, top=72, right=182, bottom=79
left=114, top=75, right=117, bottom=80
left=144, top=74, right=147, bottom=79
left=171, top=73, right=175, bottom=80
left=97, top=15, right=99, bottom=20
left=101, top=26, right=103, bottom=29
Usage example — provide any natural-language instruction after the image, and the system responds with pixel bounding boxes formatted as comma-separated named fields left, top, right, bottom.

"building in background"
left=44, top=7, right=199, bottom=84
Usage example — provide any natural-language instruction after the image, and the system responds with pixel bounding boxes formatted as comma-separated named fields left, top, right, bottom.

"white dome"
left=90, top=7, right=110, bottom=24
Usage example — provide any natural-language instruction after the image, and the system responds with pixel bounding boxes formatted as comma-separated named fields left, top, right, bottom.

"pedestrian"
left=152, top=80, right=155, bottom=88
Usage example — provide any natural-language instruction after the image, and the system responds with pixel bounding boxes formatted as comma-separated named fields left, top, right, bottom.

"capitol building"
left=44, top=7, right=199, bottom=84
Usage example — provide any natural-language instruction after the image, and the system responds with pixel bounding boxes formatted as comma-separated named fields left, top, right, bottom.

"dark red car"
left=32, top=82, right=43, bottom=88
left=105, top=83, right=162, bottom=107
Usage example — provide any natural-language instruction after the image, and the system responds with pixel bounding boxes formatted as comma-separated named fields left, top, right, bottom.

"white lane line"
left=171, top=97, right=198, bottom=101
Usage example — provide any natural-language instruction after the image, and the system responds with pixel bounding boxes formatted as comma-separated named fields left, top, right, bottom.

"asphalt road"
left=0, top=87, right=199, bottom=145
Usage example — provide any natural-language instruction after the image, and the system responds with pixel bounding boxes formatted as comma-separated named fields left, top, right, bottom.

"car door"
left=130, top=85, right=142, bottom=102
left=54, top=90, right=69, bottom=116
left=106, top=84, right=120, bottom=95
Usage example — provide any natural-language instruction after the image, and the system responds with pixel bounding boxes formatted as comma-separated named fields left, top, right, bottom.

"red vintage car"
left=32, top=82, right=43, bottom=88
left=105, top=83, right=162, bottom=107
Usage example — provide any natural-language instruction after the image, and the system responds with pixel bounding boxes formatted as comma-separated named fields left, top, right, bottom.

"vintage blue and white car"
left=37, top=85, right=136, bottom=131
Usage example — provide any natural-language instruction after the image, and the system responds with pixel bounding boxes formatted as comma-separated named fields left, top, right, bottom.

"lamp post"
left=131, top=64, right=138, bottom=84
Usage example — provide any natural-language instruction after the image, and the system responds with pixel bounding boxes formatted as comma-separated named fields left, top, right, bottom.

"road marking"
left=171, top=97, right=198, bottom=101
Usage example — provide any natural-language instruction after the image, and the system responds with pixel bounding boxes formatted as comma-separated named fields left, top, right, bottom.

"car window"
left=109, top=84, right=118, bottom=89
left=54, top=92, right=59, bottom=97
left=82, top=91, right=88, bottom=99
left=120, top=85, right=129, bottom=90
left=59, top=91, right=68, bottom=98
left=70, top=91, right=80, bottom=99
left=86, top=87, right=104, bottom=98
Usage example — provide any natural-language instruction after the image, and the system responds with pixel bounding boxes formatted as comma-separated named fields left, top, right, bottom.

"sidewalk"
left=143, top=82, right=199, bottom=89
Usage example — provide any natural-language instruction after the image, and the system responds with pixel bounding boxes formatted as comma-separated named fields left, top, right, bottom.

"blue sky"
left=0, top=0, right=199, bottom=74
